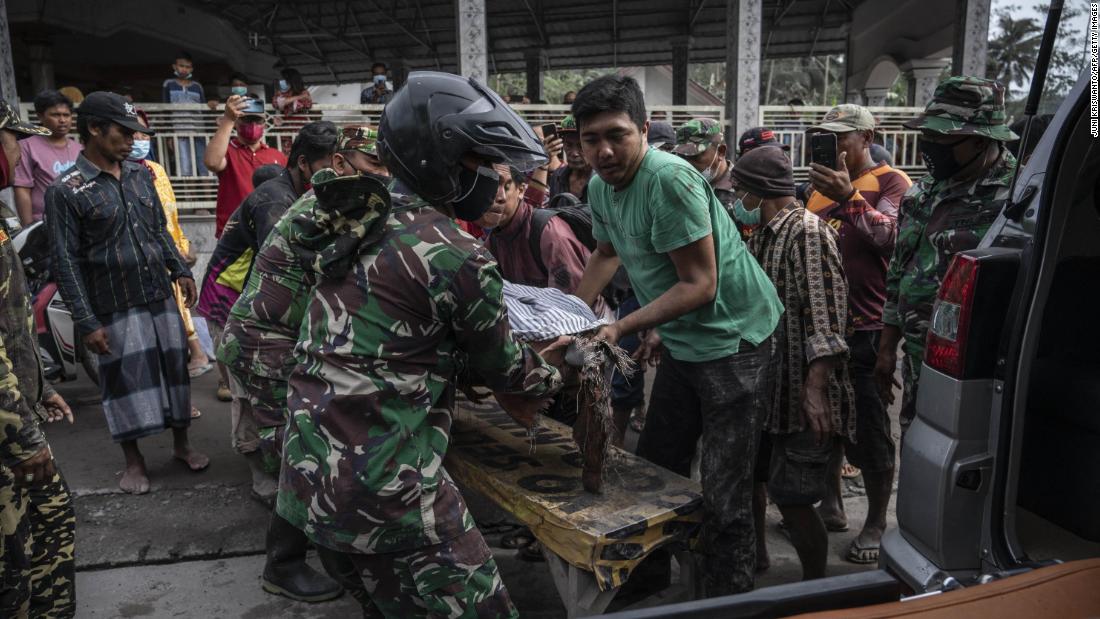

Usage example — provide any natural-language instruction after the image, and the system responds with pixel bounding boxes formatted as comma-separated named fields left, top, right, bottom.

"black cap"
left=647, top=121, right=675, bottom=148
left=77, top=92, right=153, bottom=135
left=737, top=126, right=789, bottom=156
left=730, top=145, right=795, bottom=198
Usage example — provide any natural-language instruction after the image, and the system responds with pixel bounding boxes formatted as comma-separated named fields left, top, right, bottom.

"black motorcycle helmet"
left=377, top=71, right=547, bottom=219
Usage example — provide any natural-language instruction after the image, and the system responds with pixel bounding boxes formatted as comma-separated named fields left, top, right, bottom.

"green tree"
left=488, top=68, right=618, bottom=104
left=986, top=5, right=1042, bottom=90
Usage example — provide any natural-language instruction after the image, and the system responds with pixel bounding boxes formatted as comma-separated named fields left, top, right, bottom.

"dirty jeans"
left=636, top=335, right=777, bottom=596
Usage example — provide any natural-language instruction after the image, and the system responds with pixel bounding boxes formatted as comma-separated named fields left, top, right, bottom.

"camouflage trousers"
left=321, top=528, right=517, bottom=619
left=0, top=469, right=76, bottom=618
left=227, top=372, right=286, bottom=473
left=899, top=353, right=922, bottom=434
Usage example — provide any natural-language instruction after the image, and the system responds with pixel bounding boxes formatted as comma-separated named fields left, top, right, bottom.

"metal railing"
left=760, top=105, right=927, bottom=180
left=21, top=102, right=724, bottom=213
left=37, top=101, right=965, bottom=212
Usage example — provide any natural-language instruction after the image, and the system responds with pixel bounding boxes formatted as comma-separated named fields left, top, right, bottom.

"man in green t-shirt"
left=572, top=75, right=784, bottom=596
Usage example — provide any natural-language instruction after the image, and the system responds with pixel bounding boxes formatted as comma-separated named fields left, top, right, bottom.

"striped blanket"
left=502, top=281, right=608, bottom=342
left=98, top=297, right=191, bottom=442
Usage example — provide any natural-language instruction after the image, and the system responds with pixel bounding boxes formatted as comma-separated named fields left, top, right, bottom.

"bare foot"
left=119, top=461, right=150, bottom=494
left=174, top=446, right=210, bottom=472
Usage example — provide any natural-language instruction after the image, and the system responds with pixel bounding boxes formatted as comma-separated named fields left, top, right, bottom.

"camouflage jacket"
left=217, top=170, right=393, bottom=383
left=276, top=195, right=562, bottom=555
left=0, top=220, right=54, bottom=468
left=883, top=149, right=1017, bottom=362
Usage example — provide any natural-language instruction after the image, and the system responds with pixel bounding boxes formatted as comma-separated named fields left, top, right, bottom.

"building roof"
left=190, top=0, right=863, bottom=83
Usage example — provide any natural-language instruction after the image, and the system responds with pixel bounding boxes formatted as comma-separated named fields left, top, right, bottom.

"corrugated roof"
left=189, top=0, right=861, bottom=83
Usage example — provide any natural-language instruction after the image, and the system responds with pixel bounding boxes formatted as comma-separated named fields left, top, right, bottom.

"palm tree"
left=987, top=9, right=1043, bottom=90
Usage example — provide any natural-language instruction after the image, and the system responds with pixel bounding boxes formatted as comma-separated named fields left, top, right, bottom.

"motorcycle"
left=10, top=218, right=99, bottom=386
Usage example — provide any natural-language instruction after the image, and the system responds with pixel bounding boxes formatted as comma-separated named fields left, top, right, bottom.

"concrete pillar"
left=846, top=89, right=864, bottom=104
left=723, top=0, right=761, bottom=144
left=391, top=58, right=408, bottom=90
left=455, top=0, right=488, bottom=82
left=862, top=87, right=889, bottom=107
left=952, top=0, right=991, bottom=78
left=0, top=0, right=16, bottom=218
left=524, top=48, right=545, bottom=103
left=902, top=59, right=950, bottom=107
left=671, top=36, right=692, bottom=106
left=28, top=43, right=55, bottom=94
left=0, top=0, right=16, bottom=102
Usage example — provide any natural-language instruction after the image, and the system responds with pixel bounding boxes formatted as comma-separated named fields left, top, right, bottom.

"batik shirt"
left=276, top=200, right=562, bottom=555
left=46, top=155, right=190, bottom=334
left=748, top=207, right=855, bottom=438
left=883, top=150, right=1016, bottom=366
left=0, top=220, right=54, bottom=470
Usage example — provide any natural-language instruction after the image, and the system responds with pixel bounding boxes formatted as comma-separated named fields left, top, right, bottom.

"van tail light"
left=926, top=255, right=980, bottom=378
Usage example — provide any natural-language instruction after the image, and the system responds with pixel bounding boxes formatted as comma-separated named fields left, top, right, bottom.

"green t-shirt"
left=590, top=148, right=783, bottom=362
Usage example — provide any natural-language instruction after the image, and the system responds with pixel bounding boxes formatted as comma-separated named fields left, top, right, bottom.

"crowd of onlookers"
left=0, top=52, right=1036, bottom=615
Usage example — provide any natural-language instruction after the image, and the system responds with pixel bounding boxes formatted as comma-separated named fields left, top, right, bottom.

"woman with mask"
left=273, top=68, right=313, bottom=153
left=132, top=109, right=212, bottom=413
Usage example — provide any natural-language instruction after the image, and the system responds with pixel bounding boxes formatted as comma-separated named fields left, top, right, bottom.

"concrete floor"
left=47, top=368, right=898, bottom=618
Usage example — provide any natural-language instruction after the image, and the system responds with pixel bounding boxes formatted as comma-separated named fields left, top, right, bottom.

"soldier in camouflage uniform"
left=0, top=98, right=76, bottom=618
left=217, top=126, right=389, bottom=604
left=674, top=118, right=737, bottom=211
left=276, top=73, right=561, bottom=618
left=876, top=76, right=1019, bottom=429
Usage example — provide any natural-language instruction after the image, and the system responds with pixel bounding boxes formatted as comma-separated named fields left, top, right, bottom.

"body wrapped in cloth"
left=502, top=282, right=636, bottom=493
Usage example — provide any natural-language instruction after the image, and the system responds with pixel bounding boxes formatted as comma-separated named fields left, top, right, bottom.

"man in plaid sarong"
left=46, top=92, right=208, bottom=494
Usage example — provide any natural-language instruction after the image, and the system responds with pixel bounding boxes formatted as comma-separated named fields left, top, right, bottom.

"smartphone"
left=540, top=123, right=558, bottom=139
left=810, top=132, right=838, bottom=170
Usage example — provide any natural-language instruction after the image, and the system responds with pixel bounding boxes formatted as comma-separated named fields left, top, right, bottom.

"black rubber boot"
left=261, top=514, right=343, bottom=603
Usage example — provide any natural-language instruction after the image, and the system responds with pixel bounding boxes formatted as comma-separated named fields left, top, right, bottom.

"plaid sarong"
left=98, top=297, right=191, bottom=442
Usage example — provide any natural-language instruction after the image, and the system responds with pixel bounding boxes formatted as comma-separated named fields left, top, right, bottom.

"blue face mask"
left=373, top=75, right=387, bottom=86
left=231, top=85, right=248, bottom=96
left=278, top=79, right=289, bottom=92
left=732, top=197, right=761, bottom=225
left=129, top=139, right=151, bottom=161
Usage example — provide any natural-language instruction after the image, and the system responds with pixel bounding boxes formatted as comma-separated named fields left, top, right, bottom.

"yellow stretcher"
left=446, top=396, right=704, bottom=617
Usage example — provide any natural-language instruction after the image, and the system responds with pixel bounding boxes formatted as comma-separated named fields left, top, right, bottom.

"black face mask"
left=451, top=165, right=501, bottom=221
left=919, top=137, right=981, bottom=181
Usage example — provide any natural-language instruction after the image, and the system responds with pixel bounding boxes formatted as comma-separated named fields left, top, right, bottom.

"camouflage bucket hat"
left=338, top=125, right=380, bottom=156
left=0, top=98, right=50, bottom=137
left=903, top=75, right=1019, bottom=142
left=673, top=118, right=723, bottom=156
left=559, top=114, right=578, bottom=134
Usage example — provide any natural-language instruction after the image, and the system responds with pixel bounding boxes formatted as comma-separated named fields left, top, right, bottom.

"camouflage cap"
left=338, top=124, right=380, bottom=156
left=903, top=75, right=1019, bottom=141
left=673, top=118, right=724, bottom=156
left=0, top=98, right=49, bottom=137
left=810, top=104, right=876, bottom=133
left=559, top=115, right=578, bottom=134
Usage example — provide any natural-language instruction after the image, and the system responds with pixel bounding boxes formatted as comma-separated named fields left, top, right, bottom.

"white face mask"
left=700, top=151, right=722, bottom=182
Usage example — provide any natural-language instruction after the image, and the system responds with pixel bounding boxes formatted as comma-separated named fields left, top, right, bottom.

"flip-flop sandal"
left=500, top=528, right=536, bottom=550
left=519, top=540, right=546, bottom=562
left=190, top=407, right=203, bottom=419
left=188, top=363, right=213, bottom=378
left=841, top=461, right=862, bottom=479
left=846, top=539, right=880, bottom=564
